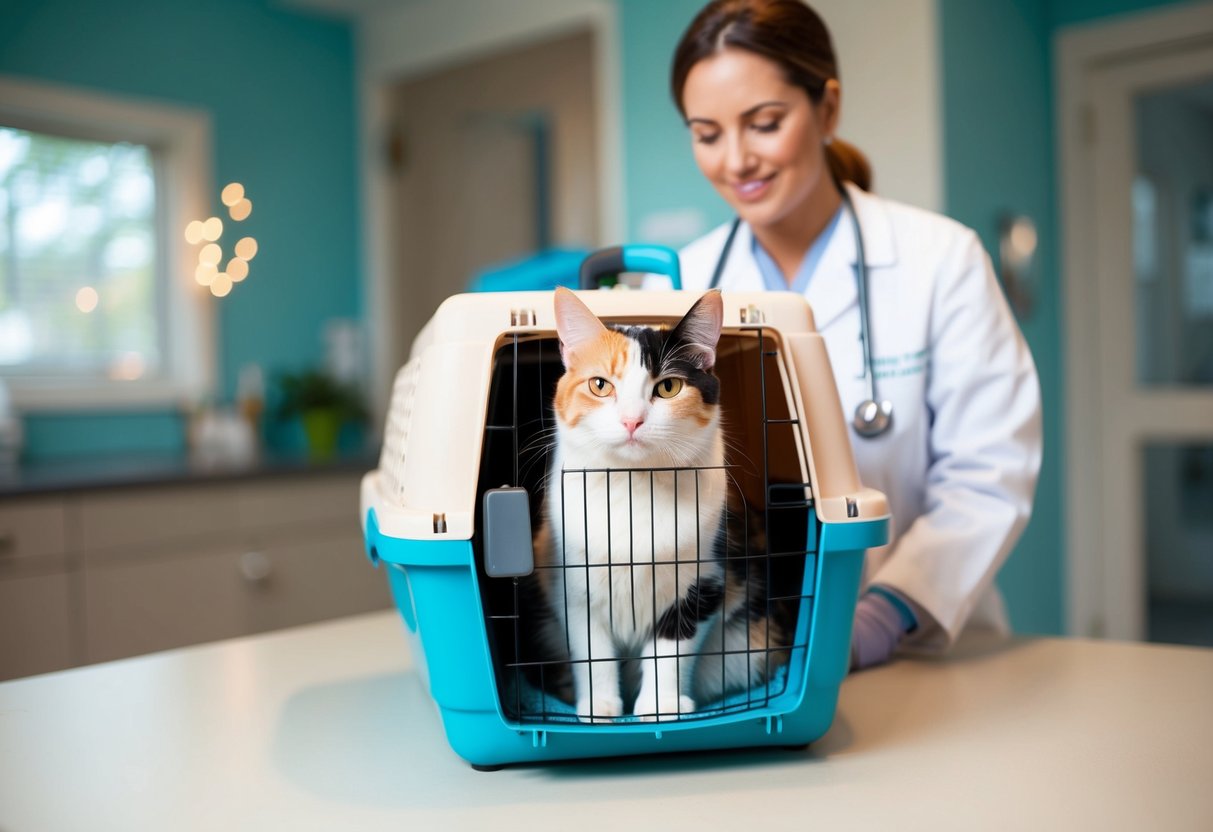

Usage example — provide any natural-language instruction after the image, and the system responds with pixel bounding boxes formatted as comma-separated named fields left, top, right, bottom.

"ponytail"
left=826, top=137, right=872, bottom=192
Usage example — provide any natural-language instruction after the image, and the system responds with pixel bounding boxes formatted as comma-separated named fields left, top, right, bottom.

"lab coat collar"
left=804, top=182, right=898, bottom=331
left=841, top=182, right=897, bottom=268
left=713, top=183, right=899, bottom=330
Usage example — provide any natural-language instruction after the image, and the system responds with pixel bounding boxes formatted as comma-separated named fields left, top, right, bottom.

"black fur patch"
left=722, top=579, right=775, bottom=627
left=654, top=576, right=725, bottom=641
left=613, top=324, right=720, bottom=406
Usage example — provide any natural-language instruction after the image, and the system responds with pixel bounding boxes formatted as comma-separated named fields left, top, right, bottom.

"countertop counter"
left=1, top=611, right=1210, bottom=831
left=0, top=450, right=376, bottom=498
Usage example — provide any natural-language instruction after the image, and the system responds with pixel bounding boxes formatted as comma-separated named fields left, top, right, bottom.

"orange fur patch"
left=554, top=330, right=632, bottom=428
left=666, top=383, right=713, bottom=428
left=532, top=519, right=553, bottom=571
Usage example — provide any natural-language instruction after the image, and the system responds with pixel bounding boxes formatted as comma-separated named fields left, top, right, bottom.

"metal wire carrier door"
left=476, top=330, right=820, bottom=726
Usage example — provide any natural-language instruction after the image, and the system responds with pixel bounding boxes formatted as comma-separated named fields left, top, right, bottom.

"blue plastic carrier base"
left=364, top=508, right=887, bottom=768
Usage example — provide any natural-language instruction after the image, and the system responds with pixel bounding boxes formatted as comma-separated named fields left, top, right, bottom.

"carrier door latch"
left=483, top=487, right=535, bottom=578
left=739, top=305, right=765, bottom=324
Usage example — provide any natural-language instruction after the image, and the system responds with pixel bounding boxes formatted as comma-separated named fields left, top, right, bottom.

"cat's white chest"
left=553, top=468, right=721, bottom=558
left=547, top=451, right=725, bottom=642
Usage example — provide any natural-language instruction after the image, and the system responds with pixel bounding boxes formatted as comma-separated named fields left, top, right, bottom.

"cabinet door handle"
left=239, top=550, right=272, bottom=584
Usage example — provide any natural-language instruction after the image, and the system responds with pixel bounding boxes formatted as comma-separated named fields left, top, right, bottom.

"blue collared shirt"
left=750, top=203, right=845, bottom=294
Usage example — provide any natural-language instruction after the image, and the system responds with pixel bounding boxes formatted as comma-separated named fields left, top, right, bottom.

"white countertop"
left=1, top=611, right=1211, bottom=831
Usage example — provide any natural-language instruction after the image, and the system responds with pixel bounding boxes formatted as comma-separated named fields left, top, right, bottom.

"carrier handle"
left=578, top=245, right=682, bottom=290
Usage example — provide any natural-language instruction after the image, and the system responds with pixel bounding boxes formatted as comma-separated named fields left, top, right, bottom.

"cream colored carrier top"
left=360, top=290, right=888, bottom=543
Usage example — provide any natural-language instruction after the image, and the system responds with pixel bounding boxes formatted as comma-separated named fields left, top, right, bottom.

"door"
left=390, top=28, right=600, bottom=359
left=1064, top=11, right=1213, bottom=643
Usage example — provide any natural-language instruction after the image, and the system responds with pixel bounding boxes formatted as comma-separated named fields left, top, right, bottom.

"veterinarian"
left=666, top=0, right=1043, bottom=669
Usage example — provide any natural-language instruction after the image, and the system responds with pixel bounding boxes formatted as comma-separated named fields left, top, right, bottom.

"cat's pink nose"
left=622, top=418, right=644, bottom=437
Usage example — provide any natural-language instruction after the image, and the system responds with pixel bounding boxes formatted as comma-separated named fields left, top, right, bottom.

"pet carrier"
left=360, top=246, right=889, bottom=769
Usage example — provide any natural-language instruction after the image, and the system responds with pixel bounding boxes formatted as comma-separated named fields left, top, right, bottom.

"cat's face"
left=552, top=288, right=724, bottom=465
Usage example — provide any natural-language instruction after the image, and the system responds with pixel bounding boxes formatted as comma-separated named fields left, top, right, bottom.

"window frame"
left=0, top=76, right=215, bottom=410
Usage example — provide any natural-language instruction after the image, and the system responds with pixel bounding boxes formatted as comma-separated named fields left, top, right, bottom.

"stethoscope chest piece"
left=853, top=398, right=893, bottom=438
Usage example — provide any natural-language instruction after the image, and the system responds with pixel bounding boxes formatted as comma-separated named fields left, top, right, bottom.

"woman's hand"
left=850, top=590, right=908, bottom=671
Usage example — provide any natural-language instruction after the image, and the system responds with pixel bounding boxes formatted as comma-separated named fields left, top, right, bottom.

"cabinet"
left=0, top=573, right=75, bottom=678
left=0, top=471, right=390, bottom=680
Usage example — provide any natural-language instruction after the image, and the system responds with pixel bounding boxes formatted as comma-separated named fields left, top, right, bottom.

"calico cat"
left=531, top=287, right=790, bottom=721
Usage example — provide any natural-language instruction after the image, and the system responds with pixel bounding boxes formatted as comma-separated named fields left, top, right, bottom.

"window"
left=0, top=77, right=213, bottom=409
left=1, top=128, right=162, bottom=379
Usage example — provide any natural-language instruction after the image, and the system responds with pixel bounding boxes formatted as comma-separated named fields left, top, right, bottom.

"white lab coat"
left=675, top=183, right=1042, bottom=649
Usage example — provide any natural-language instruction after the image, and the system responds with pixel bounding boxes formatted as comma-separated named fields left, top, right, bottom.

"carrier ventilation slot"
left=379, top=356, right=422, bottom=505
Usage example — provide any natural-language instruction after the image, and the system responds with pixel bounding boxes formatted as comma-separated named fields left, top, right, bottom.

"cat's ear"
left=670, top=290, right=724, bottom=370
left=553, top=286, right=607, bottom=367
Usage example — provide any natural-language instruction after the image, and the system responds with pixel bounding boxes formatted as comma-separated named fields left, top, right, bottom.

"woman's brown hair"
left=671, top=0, right=872, bottom=191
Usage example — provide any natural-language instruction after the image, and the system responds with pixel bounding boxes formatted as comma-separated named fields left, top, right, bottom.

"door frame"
left=356, top=0, right=624, bottom=421
left=1056, top=1, right=1213, bottom=639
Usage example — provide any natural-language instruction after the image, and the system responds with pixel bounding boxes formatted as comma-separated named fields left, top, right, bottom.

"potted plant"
left=276, top=369, right=367, bottom=462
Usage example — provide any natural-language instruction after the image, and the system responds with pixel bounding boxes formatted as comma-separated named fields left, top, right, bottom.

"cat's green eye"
left=654, top=378, right=684, bottom=399
left=588, top=377, right=614, bottom=397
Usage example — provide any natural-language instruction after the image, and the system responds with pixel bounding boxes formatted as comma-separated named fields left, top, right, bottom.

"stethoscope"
left=707, top=187, right=893, bottom=438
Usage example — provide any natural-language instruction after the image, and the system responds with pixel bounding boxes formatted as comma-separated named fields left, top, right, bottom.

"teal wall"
left=618, top=0, right=732, bottom=241
left=939, top=0, right=1202, bottom=634
left=0, top=0, right=361, bottom=460
left=1048, top=0, right=1201, bottom=25
left=940, top=0, right=1062, bottom=635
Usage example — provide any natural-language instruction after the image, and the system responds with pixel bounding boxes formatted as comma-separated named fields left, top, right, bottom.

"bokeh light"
left=201, top=217, right=223, bottom=242
left=221, top=183, right=245, bottom=207
left=210, top=272, right=233, bottom=297
left=227, top=258, right=249, bottom=282
left=110, top=351, right=146, bottom=381
left=75, top=286, right=99, bottom=313
left=184, top=220, right=204, bottom=245
left=195, top=262, right=218, bottom=286
left=199, top=243, right=222, bottom=266
left=188, top=185, right=258, bottom=295
left=234, top=237, right=258, bottom=260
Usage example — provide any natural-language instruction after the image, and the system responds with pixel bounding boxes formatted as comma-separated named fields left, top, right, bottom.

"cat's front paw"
left=576, top=693, right=624, bottom=723
left=633, top=691, right=696, bottom=722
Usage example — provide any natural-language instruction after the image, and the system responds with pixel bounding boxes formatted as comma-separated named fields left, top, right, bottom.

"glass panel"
left=0, top=126, right=161, bottom=380
left=1145, top=443, right=1213, bottom=647
left=1133, top=75, right=1213, bottom=388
